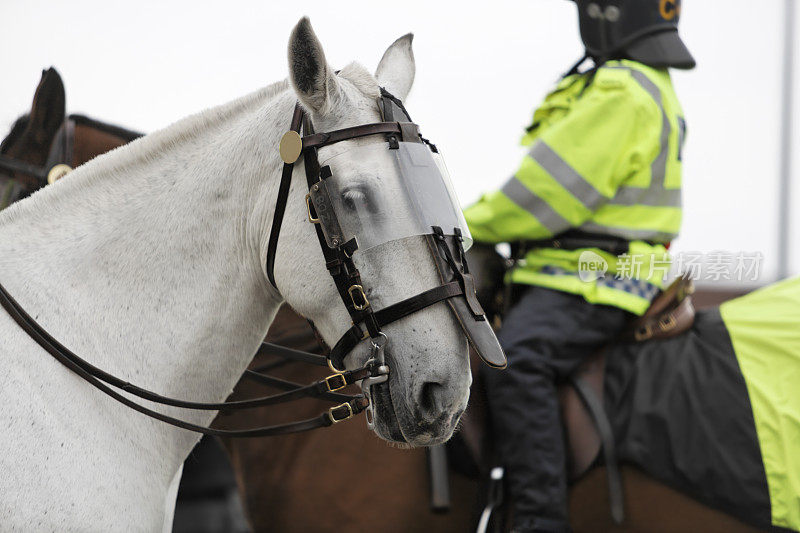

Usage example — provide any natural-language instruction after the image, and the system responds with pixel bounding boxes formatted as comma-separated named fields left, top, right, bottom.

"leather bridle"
left=264, top=89, right=486, bottom=426
left=0, top=90, right=488, bottom=437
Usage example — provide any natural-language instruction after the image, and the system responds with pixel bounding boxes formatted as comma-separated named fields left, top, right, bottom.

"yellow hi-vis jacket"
left=464, top=60, right=686, bottom=315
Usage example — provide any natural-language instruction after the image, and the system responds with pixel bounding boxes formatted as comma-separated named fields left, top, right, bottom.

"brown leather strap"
left=627, top=297, right=696, bottom=342
left=301, top=121, right=418, bottom=149
left=0, top=154, right=48, bottom=180
left=242, top=370, right=356, bottom=403
left=0, top=118, right=77, bottom=186
left=254, top=341, right=329, bottom=366
left=329, top=281, right=464, bottom=369
left=571, top=376, right=625, bottom=524
left=266, top=103, right=304, bottom=289
left=623, top=275, right=696, bottom=342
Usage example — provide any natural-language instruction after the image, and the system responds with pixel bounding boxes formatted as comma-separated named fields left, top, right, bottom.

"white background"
left=1, top=0, right=798, bottom=285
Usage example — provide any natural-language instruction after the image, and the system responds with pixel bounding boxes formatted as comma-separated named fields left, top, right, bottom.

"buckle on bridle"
left=305, top=194, right=320, bottom=224
left=328, top=402, right=354, bottom=424
left=323, top=372, right=348, bottom=392
left=348, top=284, right=370, bottom=311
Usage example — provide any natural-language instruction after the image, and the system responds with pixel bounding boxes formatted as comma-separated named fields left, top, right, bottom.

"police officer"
left=463, top=1, right=695, bottom=530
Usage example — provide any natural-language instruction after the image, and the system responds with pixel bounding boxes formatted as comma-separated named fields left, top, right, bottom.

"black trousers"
left=483, top=285, right=634, bottom=532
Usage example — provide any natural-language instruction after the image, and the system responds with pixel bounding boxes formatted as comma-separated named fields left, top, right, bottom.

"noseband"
left=0, top=91, right=488, bottom=437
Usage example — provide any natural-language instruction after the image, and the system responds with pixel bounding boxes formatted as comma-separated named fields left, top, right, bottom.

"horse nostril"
left=419, top=381, right=445, bottom=415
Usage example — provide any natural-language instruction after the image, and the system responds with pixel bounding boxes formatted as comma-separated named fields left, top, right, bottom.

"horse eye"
left=341, top=187, right=373, bottom=212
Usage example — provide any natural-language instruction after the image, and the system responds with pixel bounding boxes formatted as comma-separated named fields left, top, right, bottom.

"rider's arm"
left=464, top=71, right=660, bottom=244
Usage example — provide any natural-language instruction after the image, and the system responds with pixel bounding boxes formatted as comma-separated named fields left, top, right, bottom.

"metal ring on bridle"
left=371, top=332, right=388, bottom=351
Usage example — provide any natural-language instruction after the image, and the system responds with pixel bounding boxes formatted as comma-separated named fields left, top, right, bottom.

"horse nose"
left=417, top=379, right=453, bottom=419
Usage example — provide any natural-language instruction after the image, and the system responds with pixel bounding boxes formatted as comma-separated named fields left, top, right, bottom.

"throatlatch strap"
left=266, top=103, right=305, bottom=289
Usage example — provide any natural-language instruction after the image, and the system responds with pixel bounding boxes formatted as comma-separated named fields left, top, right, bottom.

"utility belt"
left=502, top=231, right=665, bottom=316
left=510, top=230, right=658, bottom=258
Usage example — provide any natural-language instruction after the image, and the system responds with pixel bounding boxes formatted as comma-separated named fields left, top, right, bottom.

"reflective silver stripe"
left=611, top=186, right=681, bottom=208
left=529, top=141, right=606, bottom=209
left=501, top=176, right=570, bottom=234
left=579, top=221, right=677, bottom=243
left=605, top=66, right=680, bottom=208
left=540, top=265, right=660, bottom=300
left=623, top=68, right=670, bottom=190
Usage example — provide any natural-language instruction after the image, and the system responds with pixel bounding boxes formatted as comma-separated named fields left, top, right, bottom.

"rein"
left=0, top=92, right=482, bottom=438
left=0, top=281, right=368, bottom=436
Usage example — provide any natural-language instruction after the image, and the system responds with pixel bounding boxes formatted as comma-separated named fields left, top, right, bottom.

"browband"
left=302, top=122, right=419, bottom=150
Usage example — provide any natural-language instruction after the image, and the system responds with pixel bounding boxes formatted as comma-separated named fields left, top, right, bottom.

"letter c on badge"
left=659, top=0, right=679, bottom=21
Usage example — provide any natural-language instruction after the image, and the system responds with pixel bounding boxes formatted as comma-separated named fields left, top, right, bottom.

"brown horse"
left=1, top=68, right=141, bottom=209
left=220, top=273, right=765, bottom=532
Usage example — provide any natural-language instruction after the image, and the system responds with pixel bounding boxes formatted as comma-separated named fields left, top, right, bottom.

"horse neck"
left=0, top=83, right=294, bottom=444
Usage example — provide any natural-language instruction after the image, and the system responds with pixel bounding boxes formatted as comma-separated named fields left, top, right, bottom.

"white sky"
left=1, top=0, right=798, bottom=285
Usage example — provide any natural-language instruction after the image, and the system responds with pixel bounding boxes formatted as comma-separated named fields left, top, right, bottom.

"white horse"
left=0, top=18, right=471, bottom=531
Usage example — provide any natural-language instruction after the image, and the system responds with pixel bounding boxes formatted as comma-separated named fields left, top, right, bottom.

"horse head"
left=273, top=18, right=483, bottom=446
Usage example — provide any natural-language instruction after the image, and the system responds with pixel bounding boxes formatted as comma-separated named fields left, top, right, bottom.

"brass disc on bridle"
left=47, top=164, right=72, bottom=185
left=279, top=130, right=303, bottom=164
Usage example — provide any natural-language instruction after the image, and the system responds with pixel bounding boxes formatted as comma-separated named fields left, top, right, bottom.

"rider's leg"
left=482, top=285, right=633, bottom=532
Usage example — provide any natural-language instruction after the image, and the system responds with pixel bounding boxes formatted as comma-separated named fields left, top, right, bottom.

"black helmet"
left=573, top=0, right=696, bottom=70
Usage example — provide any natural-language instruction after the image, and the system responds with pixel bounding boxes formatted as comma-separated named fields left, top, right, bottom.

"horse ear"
left=375, top=34, right=415, bottom=101
left=28, top=67, right=66, bottom=146
left=287, top=17, right=340, bottom=116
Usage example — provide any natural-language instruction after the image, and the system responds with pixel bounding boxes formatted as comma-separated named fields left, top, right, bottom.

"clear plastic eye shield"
left=269, top=90, right=507, bottom=371
left=309, top=140, right=473, bottom=254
